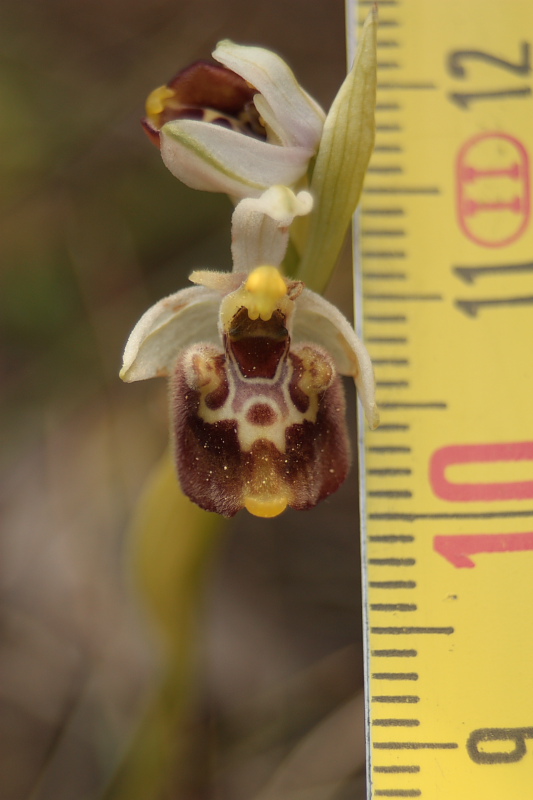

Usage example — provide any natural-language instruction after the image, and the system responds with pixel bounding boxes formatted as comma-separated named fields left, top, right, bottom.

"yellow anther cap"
left=245, top=265, right=287, bottom=321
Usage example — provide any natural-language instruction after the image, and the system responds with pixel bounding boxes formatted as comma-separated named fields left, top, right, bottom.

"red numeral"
left=430, top=442, right=533, bottom=502
left=434, top=532, right=533, bottom=567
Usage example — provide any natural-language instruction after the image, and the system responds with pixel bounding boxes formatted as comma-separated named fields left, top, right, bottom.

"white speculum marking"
left=189, top=340, right=321, bottom=454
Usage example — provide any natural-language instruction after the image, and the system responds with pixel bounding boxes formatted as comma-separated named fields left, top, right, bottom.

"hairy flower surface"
left=142, top=40, right=325, bottom=198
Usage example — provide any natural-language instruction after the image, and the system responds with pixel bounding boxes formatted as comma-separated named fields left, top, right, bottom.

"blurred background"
left=0, top=0, right=365, bottom=797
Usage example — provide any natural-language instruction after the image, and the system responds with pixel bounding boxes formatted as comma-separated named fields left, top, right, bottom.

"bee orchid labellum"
left=174, top=267, right=349, bottom=518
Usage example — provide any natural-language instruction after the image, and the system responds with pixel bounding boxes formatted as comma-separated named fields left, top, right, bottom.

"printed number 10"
left=430, top=442, right=533, bottom=766
left=429, top=442, right=533, bottom=567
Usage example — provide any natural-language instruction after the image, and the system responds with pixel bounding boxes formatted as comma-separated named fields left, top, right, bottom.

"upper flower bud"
left=141, top=41, right=325, bottom=199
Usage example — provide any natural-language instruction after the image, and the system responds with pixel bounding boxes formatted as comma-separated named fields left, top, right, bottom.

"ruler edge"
left=347, top=0, right=533, bottom=795
left=346, top=0, right=374, bottom=793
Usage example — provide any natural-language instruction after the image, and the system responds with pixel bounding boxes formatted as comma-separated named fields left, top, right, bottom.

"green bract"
left=297, top=10, right=377, bottom=292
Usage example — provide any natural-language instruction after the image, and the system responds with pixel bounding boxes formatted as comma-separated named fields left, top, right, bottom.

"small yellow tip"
left=244, top=495, right=288, bottom=518
left=145, top=85, right=176, bottom=121
left=369, top=407, right=381, bottom=430
left=245, top=265, right=287, bottom=321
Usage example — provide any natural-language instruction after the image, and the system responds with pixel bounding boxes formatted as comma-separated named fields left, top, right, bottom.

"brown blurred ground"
left=0, top=0, right=365, bottom=798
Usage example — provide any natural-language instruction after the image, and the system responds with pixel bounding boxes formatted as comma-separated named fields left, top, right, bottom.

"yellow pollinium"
left=245, top=265, right=287, bottom=321
left=145, top=85, right=176, bottom=122
left=244, top=495, right=288, bottom=518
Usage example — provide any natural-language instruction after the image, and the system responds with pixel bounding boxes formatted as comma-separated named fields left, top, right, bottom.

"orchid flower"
left=122, top=14, right=379, bottom=517
left=121, top=187, right=378, bottom=518
left=142, top=40, right=325, bottom=199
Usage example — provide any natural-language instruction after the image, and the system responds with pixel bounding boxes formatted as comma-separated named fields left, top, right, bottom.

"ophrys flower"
left=121, top=194, right=378, bottom=518
left=142, top=40, right=325, bottom=199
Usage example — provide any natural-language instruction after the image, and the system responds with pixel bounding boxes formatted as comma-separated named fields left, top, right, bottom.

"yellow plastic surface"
left=352, top=1, right=533, bottom=797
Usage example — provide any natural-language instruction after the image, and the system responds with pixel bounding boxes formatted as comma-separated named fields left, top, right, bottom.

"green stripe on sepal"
left=163, top=125, right=265, bottom=191
left=296, top=9, right=377, bottom=293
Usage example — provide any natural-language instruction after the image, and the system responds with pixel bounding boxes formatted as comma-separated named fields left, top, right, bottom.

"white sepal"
left=160, top=120, right=313, bottom=198
left=213, top=40, right=325, bottom=149
left=120, top=285, right=220, bottom=382
left=292, top=289, right=379, bottom=428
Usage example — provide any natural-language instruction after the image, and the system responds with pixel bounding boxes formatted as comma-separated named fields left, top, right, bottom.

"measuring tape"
left=349, top=0, right=533, bottom=797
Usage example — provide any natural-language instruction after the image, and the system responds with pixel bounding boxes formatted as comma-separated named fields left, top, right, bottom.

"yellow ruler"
left=348, top=1, right=533, bottom=797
